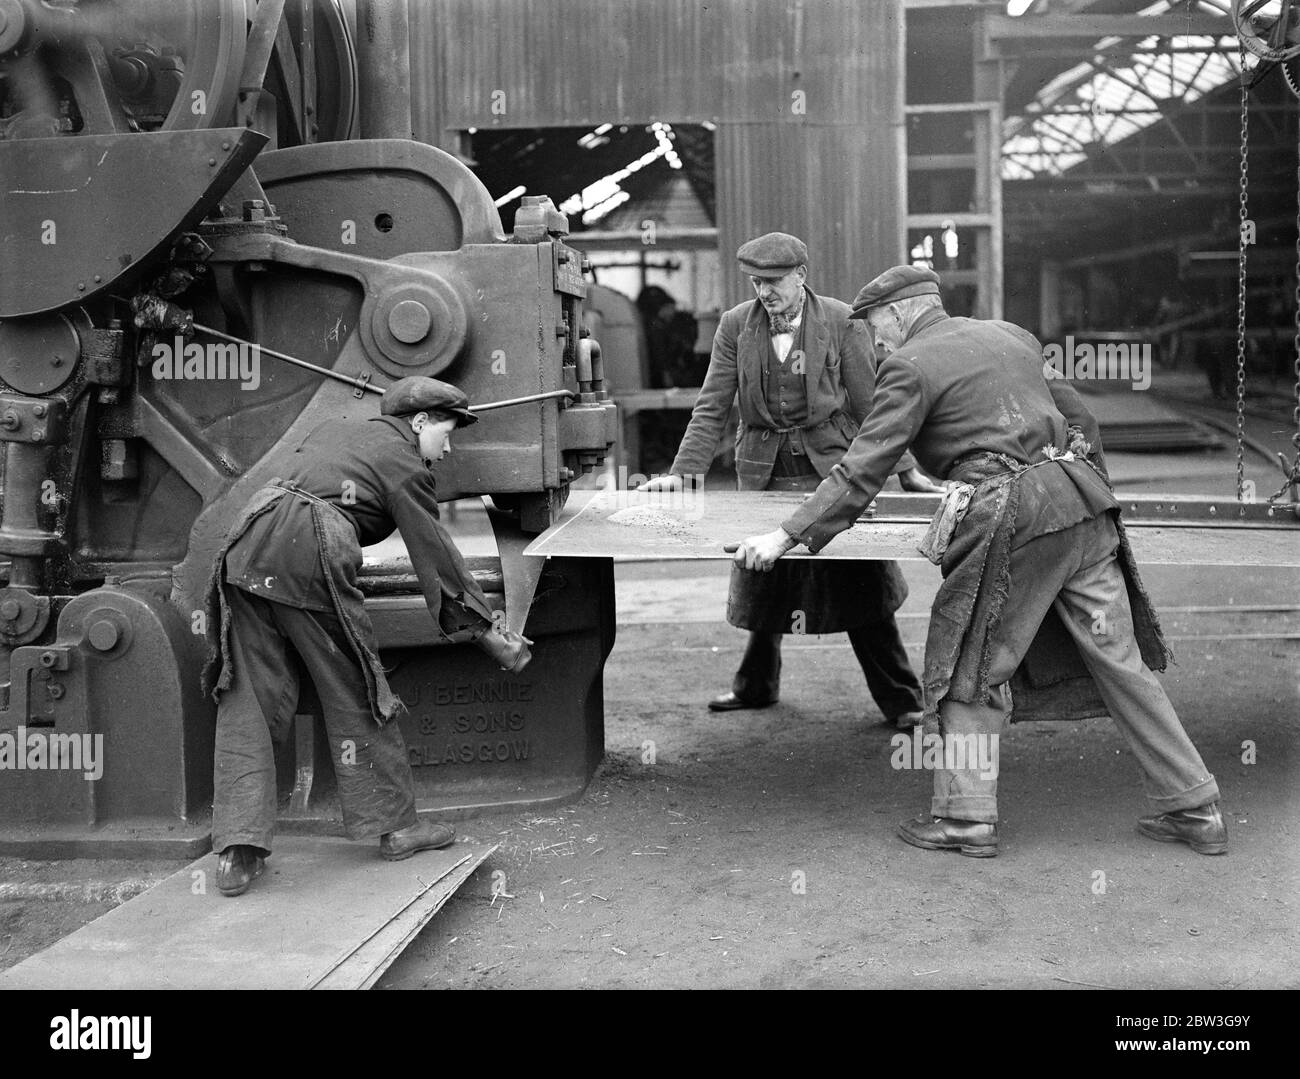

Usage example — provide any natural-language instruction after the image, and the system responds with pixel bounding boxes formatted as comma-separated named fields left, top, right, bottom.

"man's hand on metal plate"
left=730, top=528, right=798, bottom=572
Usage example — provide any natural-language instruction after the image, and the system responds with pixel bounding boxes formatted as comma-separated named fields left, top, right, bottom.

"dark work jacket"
left=783, top=310, right=1169, bottom=720
left=669, top=287, right=916, bottom=489
left=783, top=311, right=1118, bottom=548
left=202, top=416, right=494, bottom=723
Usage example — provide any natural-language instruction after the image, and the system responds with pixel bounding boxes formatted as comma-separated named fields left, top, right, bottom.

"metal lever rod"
left=468, top=390, right=575, bottom=412
left=193, top=323, right=383, bottom=395
left=191, top=324, right=576, bottom=412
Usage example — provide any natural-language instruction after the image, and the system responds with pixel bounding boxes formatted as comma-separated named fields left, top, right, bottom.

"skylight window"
left=559, top=122, right=682, bottom=221
left=1002, top=1, right=1243, bottom=180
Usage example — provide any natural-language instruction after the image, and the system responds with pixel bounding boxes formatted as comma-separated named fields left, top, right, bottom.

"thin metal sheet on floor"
left=527, top=491, right=1300, bottom=567
left=0, top=838, right=498, bottom=990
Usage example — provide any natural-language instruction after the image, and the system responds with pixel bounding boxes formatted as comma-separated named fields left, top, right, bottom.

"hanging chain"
left=1235, top=43, right=1250, bottom=503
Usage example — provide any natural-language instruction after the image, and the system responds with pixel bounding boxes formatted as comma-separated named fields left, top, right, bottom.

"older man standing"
left=733, top=265, right=1226, bottom=858
left=643, top=233, right=937, bottom=725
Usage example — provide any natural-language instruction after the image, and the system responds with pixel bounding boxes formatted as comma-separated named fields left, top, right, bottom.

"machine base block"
left=0, top=818, right=213, bottom=861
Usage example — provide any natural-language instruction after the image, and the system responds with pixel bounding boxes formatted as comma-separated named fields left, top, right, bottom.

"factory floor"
left=365, top=558, right=1299, bottom=990
left=3, top=556, right=1292, bottom=990
left=0, top=380, right=1296, bottom=990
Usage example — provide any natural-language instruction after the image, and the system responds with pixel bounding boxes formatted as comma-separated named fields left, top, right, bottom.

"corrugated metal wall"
left=414, top=0, right=903, bottom=304
left=714, top=124, right=896, bottom=312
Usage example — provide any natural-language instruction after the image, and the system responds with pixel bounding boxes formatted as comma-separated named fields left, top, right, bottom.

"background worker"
left=643, top=233, right=940, bottom=726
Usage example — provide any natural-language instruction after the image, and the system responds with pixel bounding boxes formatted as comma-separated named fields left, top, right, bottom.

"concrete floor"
left=367, top=556, right=1298, bottom=989
left=1, top=375, right=1296, bottom=989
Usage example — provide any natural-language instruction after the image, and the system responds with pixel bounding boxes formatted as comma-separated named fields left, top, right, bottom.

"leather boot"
left=707, top=691, right=776, bottom=712
left=216, top=845, right=266, bottom=897
left=897, top=815, right=999, bottom=858
left=1137, top=802, right=1228, bottom=855
left=475, top=627, right=534, bottom=672
left=380, top=819, right=456, bottom=861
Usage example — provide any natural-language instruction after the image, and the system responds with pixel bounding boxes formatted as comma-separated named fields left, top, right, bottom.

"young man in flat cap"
left=643, top=232, right=939, bottom=725
left=733, top=266, right=1226, bottom=858
left=203, top=376, right=532, bottom=896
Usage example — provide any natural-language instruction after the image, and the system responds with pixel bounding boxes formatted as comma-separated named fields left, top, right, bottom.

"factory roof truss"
left=1001, top=0, right=1251, bottom=181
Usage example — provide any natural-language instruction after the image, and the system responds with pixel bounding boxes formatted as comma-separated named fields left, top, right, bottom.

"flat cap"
left=848, top=265, right=941, bottom=318
left=380, top=376, right=477, bottom=427
left=736, top=232, right=808, bottom=278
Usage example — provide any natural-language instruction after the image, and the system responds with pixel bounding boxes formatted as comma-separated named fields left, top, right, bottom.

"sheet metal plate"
left=0, top=838, right=497, bottom=990
left=524, top=491, right=1300, bottom=567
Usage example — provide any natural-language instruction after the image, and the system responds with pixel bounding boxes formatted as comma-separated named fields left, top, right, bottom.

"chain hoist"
left=1239, top=0, right=1300, bottom=100
left=1235, top=0, right=1300, bottom=67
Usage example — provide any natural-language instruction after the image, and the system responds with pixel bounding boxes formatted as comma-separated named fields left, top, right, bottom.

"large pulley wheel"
left=1234, top=0, right=1300, bottom=61
left=0, top=0, right=245, bottom=137
left=274, top=0, right=357, bottom=144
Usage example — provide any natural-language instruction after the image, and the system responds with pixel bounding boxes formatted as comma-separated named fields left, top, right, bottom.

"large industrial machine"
left=0, top=0, right=618, bottom=854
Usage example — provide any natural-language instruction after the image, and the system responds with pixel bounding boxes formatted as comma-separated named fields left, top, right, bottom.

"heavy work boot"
left=474, top=626, right=534, bottom=672
left=216, top=845, right=266, bottom=897
left=897, top=816, right=999, bottom=858
left=380, top=819, right=456, bottom=861
left=1137, top=802, right=1228, bottom=855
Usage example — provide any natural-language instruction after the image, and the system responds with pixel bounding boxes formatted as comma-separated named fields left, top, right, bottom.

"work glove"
left=474, top=626, right=534, bottom=673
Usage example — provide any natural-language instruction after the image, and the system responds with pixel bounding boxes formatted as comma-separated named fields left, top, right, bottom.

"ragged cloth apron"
left=922, top=450, right=1171, bottom=725
left=201, top=481, right=404, bottom=725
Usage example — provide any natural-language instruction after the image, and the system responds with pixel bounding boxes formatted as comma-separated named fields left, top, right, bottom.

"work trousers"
left=733, top=622, right=924, bottom=721
left=212, top=586, right=418, bottom=856
left=933, top=512, right=1220, bottom=823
